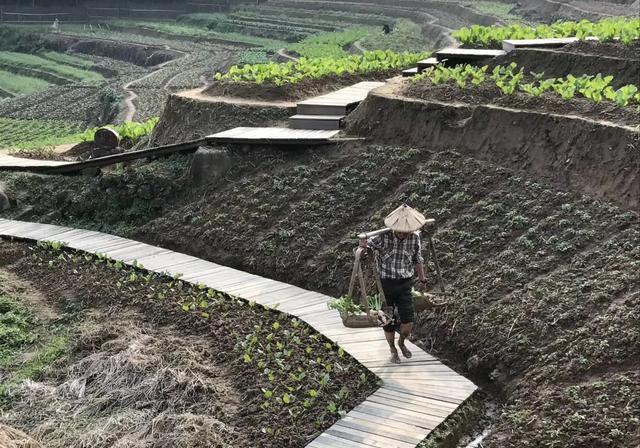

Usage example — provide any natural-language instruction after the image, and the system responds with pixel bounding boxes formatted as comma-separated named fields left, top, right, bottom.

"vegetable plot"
left=413, top=63, right=640, bottom=107
left=0, top=51, right=103, bottom=83
left=454, top=17, right=640, bottom=48
left=215, top=50, right=428, bottom=85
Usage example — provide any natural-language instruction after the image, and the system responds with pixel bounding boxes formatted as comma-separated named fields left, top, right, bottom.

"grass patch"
left=0, top=68, right=49, bottom=95
left=469, top=1, right=522, bottom=21
left=0, top=290, right=69, bottom=399
left=0, top=51, right=103, bottom=83
left=288, top=27, right=372, bottom=58
left=360, top=19, right=430, bottom=52
left=0, top=295, right=36, bottom=364
left=39, top=50, right=94, bottom=69
left=0, top=117, right=85, bottom=150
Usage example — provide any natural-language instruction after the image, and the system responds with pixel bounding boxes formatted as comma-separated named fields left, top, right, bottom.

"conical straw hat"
left=384, top=204, right=427, bottom=232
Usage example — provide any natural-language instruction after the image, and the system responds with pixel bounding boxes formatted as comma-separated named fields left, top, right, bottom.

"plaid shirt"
left=368, top=231, right=424, bottom=279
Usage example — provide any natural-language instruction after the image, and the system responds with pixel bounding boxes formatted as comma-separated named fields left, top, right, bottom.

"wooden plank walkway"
left=0, top=154, right=72, bottom=169
left=0, top=219, right=477, bottom=447
left=207, top=127, right=340, bottom=145
left=0, top=140, right=204, bottom=174
left=297, top=81, right=386, bottom=116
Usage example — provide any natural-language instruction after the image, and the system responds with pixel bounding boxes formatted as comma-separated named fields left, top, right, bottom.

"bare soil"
left=0, top=241, right=377, bottom=448
left=148, top=94, right=293, bottom=146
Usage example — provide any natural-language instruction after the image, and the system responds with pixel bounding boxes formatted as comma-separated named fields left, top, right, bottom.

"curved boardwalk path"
left=0, top=219, right=477, bottom=448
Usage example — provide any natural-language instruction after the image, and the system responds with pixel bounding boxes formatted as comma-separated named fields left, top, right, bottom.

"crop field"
left=410, top=63, right=640, bottom=107
left=0, top=117, right=85, bottom=150
left=215, top=50, right=428, bottom=85
left=0, top=51, right=104, bottom=84
left=0, top=69, right=49, bottom=96
left=455, top=17, right=640, bottom=48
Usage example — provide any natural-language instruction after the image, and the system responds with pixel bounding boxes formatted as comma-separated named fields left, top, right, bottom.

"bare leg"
left=398, top=322, right=413, bottom=358
left=384, top=330, right=401, bottom=364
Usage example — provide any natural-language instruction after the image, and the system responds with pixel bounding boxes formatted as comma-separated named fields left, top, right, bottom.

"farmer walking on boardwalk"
left=360, top=204, right=428, bottom=364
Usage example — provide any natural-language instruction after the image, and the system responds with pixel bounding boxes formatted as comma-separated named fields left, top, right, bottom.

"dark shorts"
left=381, top=277, right=415, bottom=330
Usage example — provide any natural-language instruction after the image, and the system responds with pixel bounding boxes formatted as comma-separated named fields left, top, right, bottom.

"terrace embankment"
left=42, top=35, right=181, bottom=66
left=492, top=41, right=640, bottom=88
left=345, top=81, right=639, bottom=212
left=205, top=69, right=398, bottom=102
left=149, top=90, right=294, bottom=146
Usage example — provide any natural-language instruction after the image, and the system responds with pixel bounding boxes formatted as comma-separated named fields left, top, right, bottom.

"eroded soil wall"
left=345, top=86, right=639, bottom=212
left=149, top=94, right=294, bottom=146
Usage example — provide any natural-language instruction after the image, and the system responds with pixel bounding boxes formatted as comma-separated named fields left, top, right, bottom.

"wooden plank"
left=352, top=401, right=440, bottom=430
left=436, top=48, right=506, bottom=60
left=381, top=382, right=472, bottom=405
left=140, top=256, right=210, bottom=273
left=308, top=433, right=375, bottom=448
left=503, top=37, right=578, bottom=52
left=325, top=425, right=415, bottom=448
left=179, top=265, right=230, bottom=281
left=207, top=127, right=340, bottom=144
left=367, top=392, right=455, bottom=419
left=376, top=387, right=461, bottom=410
left=335, top=415, right=425, bottom=445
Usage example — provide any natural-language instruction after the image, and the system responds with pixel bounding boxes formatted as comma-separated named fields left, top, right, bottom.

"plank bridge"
left=0, top=218, right=477, bottom=448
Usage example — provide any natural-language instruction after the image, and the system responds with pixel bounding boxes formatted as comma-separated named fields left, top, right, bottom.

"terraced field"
left=1, top=3, right=638, bottom=447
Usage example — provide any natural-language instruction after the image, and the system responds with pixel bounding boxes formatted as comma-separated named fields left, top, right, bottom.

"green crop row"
left=413, top=63, right=640, bottom=107
left=38, top=51, right=93, bottom=70
left=0, top=117, right=159, bottom=151
left=215, top=50, right=428, bottom=86
left=288, top=27, right=373, bottom=58
left=454, top=17, right=640, bottom=48
left=0, top=51, right=103, bottom=83
left=0, top=69, right=49, bottom=96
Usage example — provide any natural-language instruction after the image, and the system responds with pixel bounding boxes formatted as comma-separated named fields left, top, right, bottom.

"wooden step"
left=289, top=114, right=344, bottom=130
left=417, top=57, right=439, bottom=71
left=296, top=103, right=348, bottom=116
left=402, top=67, right=419, bottom=77
left=503, top=37, right=579, bottom=53
left=435, top=48, right=506, bottom=66
left=296, top=81, right=385, bottom=116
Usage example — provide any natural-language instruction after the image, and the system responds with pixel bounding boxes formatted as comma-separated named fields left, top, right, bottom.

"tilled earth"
left=0, top=241, right=377, bottom=448
left=2, top=143, right=638, bottom=446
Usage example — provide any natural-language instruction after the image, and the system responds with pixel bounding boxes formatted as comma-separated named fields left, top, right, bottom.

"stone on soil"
left=189, top=147, right=233, bottom=187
